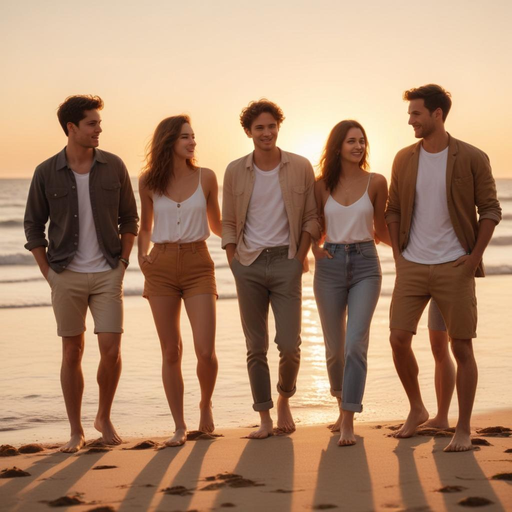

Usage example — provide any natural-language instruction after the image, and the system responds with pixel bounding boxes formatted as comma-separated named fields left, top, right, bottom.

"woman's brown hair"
left=317, top=120, right=370, bottom=193
left=141, top=115, right=197, bottom=195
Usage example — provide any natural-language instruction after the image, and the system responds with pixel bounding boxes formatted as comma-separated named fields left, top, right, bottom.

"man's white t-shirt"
left=243, top=164, right=290, bottom=251
left=67, top=171, right=111, bottom=272
left=402, top=146, right=466, bottom=264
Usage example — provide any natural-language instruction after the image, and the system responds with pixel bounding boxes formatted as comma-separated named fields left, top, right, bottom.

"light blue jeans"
left=313, top=241, right=382, bottom=412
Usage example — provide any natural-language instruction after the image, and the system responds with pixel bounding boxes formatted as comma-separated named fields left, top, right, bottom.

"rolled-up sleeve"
left=473, top=152, right=502, bottom=225
left=24, top=168, right=49, bottom=251
left=301, top=162, right=320, bottom=240
left=118, top=163, right=139, bottom=235
left=385, top=154, right=401, bottom=225
left=221, top=165, right=237, bottom=249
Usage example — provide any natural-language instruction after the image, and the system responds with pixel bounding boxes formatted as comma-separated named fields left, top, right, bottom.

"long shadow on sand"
left=212, top=435, right=295, bottom=512
left=432, top=437, right=505, bottom=511
left=312, top=434, right=374, bottom=511
left=156, top=438, right=214, bottom=510
left=0, top=449, right=107, bottom=509
left=117, top=446, right=181, bottom=512
left=393, top=435, right=432, bottom=511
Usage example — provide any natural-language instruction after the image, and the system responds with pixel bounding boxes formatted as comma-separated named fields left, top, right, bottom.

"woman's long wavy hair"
left=317, top=120, right=370, bottom=192
left=141, top=115, right=197, bottom=195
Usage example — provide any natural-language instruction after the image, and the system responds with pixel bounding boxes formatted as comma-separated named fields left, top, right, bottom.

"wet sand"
left=1, top=410, right=511, bottom=511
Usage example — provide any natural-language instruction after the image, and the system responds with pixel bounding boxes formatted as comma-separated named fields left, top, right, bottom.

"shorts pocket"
left=359, top=244, right=378, bottom=260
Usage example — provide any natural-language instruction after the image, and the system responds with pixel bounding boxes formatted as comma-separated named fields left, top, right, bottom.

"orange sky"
left=1, top=0, right=511, bottom=179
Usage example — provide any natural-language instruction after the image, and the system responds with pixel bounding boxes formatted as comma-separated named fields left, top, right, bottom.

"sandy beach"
left=1, top=409, right=511, bottom=512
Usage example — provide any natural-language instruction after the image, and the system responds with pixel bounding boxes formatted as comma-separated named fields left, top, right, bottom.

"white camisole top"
left=324, top=174, right=374, bottom=244
left=151, top=168, right=210, bottom=243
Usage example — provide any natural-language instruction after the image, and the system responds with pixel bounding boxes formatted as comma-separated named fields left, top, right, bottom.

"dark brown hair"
left=57, top=95, right=104, bottom=135
left=141, top=115, right=197, bottom=196
left=403, top=84, right=452, bottom=121
left=317, top=120, right=370, bottom=193
left=239, top=99, right=285, bottom=130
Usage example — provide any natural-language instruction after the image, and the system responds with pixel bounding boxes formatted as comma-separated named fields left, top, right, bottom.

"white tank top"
left=324, top=174, right=374, bottom=244
left=151, top=168, right=210, bottom=243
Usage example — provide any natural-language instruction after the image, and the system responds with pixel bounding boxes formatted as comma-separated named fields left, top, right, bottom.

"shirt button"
left=74, top=242, right=78, bottom=246
left=72, top=186, right=76, bottom=189
left=177, top=221, right=180, bottom=225
left=54, top=193, right=57, bottom=197
left=177, top=204, right=181, bottom=208
left=75, top=233, right=78, bottom=237
left=74, top=214, right=78, bottom=218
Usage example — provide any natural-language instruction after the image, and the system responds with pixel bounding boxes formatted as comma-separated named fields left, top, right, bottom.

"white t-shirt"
left=402, top=146, right=466, bottom=264
left=243, top=164, right=290, bottom=251
left=67, top=171, right=111, bottom=273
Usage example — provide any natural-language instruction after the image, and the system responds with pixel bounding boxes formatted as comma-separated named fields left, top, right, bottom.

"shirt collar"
left=56, top=147, right=106, bottom=170
left=245, top=148, right=288, bottom=170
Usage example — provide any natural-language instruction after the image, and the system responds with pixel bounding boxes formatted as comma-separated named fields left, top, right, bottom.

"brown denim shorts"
left=142, top=241, right=217, bottom=299
left=390, top=255, right=477, bottom=339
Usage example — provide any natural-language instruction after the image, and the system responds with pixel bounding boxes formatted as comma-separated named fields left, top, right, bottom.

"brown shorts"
left=142, top=241, right=217, bottom=299
left=47, top=264, right=124, bottom=337
left=390, top=255, right=477, bottom=339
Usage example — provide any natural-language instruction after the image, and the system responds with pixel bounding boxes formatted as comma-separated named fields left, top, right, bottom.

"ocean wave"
left=0, top=219, right=23, bottom=227
left=489, top=236, right=512, bottom=246
left=0, top=253, right=34, bottom=265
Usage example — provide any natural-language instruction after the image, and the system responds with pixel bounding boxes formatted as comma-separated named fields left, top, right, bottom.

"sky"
left=1, top=0, right=511, bottom=179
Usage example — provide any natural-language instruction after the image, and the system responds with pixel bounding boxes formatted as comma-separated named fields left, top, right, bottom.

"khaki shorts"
left=47, top=264, right=124, bottom=337
left=390, top=255, right=477, bottom=339
left=142, top=241, right=217, bottom=299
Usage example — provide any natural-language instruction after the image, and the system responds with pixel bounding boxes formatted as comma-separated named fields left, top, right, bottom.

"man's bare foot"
left=338, top=411, right=356, bottom=446
left=248, top=418, right=274, bottom=439
left=94, top=417, right=122, bottom=445
left=198, top=402, right=214, bottom=433
left=276, top=396, right=296, bottom=433
left=421, top=417, right=450, bottom=430
left=394, top=407, right=429, bottom=438
left=444, top=429, right=473, bottom=452
left=165, top=428, right=187, bottom=447
left=60, top=433, right=85, bottom=453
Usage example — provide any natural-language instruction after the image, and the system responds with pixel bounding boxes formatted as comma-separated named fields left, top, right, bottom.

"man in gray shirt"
left=24, top=95, right=138, bottom=452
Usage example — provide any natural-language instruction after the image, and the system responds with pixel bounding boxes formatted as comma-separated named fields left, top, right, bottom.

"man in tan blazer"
left=385, top=84, right=501, bottom=451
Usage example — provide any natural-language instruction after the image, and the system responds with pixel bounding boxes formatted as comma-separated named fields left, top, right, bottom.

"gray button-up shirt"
left=24, top=148, right=139, bottom=272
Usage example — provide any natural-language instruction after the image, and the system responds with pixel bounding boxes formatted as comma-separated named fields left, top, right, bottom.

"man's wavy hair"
left=403, top=84, right=452, bottom=121
left=57, top=95, right=104, bottom=135
left=141, top=115, right=197, bottom=196
left=317, top=120, right=370, bottom=193
left=240, top=99, right=285, bottom=131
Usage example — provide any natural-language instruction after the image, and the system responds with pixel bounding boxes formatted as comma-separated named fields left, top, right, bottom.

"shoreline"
left=1, top=410, right=510, bottom=512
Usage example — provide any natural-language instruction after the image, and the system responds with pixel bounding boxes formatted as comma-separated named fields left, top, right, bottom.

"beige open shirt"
left=222, top=150, right=320, bottom=266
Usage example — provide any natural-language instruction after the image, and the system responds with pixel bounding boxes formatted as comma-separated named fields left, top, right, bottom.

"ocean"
left=1, top=178, right=511, bottom=444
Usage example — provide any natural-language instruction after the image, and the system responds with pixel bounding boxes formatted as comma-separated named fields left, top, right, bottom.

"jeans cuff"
left=277, top=383, right=296, bottom=399
left=342, top=401, right=363, bottom=413
left=253, top=399, right=274, bottom=411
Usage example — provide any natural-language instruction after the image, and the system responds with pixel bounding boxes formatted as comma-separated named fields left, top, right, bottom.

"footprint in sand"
left=458, top=496, right=494, bottom=507
left=491, top=473, right=512, bottom=481
left=86, top=507, right=116, bottom=512
left=83, top=448, right=112, bottom=455
left=475, top=426, right=511, bottom=437
left=436, top=485, right=467, bottom=493
left=92, top=465, right=118, bottom=470
left=0, top=467, right=30, bottom=478
left=471, top=438, right=492, bottom=446
left=45, top=494, right=85, bottom=507
left=18, top=443, right=45, bottom=454
left=161, top=485, right=195, bottom=496
left=201, top=473, right=264, bottom=490
left=124, top=440, right=158, bottom=450
left=312, top=505, right=338, bottom=510
left=0, top=445, right=19, bottom=457
left=186, top=430, right=224, bottom=441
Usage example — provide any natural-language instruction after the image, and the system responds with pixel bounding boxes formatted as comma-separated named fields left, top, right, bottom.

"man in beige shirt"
left=222, top=99, right=319, bottom=439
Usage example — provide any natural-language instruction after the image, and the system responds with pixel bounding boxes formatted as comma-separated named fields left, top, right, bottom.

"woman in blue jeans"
left=313, top=120, right=391, bottom=446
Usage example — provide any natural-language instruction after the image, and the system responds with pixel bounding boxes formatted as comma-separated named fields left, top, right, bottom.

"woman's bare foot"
left=394, top=407, right=429, bottom=438
left=94, top=417, right=122, bottom=445
left=248, top=418, right=274, bottom=439
left=60, top=433, right=86, bottom=453
left=338, top=411, right=356, bottom=446
left=198, top=402, right=214, bottom=433
left=421, top=416, right=450, bottom=430
left=444, top=428, right=472, bottom=452
left=165, top=428, right=187, bottom=447
left=328, top=398, right=343, bottom=432
left=276, top=396, right=295, bottom=433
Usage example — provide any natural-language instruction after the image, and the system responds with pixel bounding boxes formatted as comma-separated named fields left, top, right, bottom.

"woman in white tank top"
left=313, top=120, right=391, bottom=446
left=138, top=115, right=221, bottom=447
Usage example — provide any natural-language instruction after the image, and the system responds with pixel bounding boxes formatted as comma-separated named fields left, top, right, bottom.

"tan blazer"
left=222, top=150, right=320, bottom=266
left=385, top=135, right=501, bottom=277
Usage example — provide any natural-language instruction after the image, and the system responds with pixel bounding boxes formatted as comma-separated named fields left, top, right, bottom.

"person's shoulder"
left=394, top=142, right=417, bottom=160
left=283, top=150, right=312, bottom=167
left=371, top=172, right=387, bottom=185
left=200, top=167, right=218, bottom=184
left=34, top=150, right=63, bottom=174
left=96, top=149, right=126, bottom=168
left=453, top=137, right=489, bottom=161
left=226, top=154, right=250, bottom=174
